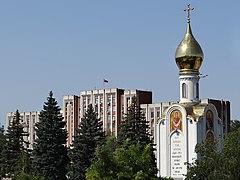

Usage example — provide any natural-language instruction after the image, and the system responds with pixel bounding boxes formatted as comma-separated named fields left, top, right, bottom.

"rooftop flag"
left=104, top=79, right=108, bottom=83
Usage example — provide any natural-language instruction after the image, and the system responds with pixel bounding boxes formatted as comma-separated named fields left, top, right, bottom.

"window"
left=182, top=83, right=187, bottom=98
left=83, top=98, right=87, bottom=104
left=150, top=111, right=154, bottom=118
left=107, top=96, right=111, bottom=102
left=95, top=96, right=99, bottom=104
left=87, top=96, right=91, bottom=104
left=196, top=83, right=199, bottom=98
left=100, top=96, right=103, bottom=103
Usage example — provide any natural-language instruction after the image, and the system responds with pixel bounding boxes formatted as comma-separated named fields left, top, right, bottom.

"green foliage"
left=112, top=97, right=157, bottom=179
left=68, top=104, right=105, bottom=180
left=0, top=124, right=6, bottom=176
left=186, top=127, right=240, bottom=180
left=230, top=119, right=240, bottom=132
left=221, top=127, right=240, bottom=179
left=13, top=172, right=43, bottom=180
left=86, top=137, right=158, bottom=180
left=32, top=91, right=69, bottom=180
left=0, top=110, right=30, bottom=177
left=185, top=140, right=230, bottom=180
left=114, top=141, right=158, bottom=180
left=118, top=97, right=151, bottom=146
left=0, top=125, right=5, bottom=150
left=86, top=136, right=118, bottom=180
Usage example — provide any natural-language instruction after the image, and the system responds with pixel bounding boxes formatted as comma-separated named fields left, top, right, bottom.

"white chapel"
left=148, top=3, right=231, bottom=179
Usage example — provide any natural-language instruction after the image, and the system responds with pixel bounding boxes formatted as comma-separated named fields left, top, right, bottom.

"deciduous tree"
left=86, top=138, right=158, bottom=180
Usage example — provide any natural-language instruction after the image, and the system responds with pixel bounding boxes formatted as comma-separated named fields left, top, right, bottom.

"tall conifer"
left=32, top=91, right=68, bottom=180
left=117, top=97, right=157, bottom=177
left=118, top=96, right=151, bottom=146
left=1, top=110, right=28, bottom=177
left=68, top=104, right=105, bottom=180
left=0, top=124, right=6, bottom=176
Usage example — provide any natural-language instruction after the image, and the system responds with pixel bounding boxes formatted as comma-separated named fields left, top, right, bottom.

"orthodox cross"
left=184, top=3, right=194, bottom=23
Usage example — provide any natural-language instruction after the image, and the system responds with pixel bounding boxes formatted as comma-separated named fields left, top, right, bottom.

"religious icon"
left=206, top=131, right=214, bottom=143
left=170, top=110, right=183, bottom=133
left=206, top=110, right=214, bottom=131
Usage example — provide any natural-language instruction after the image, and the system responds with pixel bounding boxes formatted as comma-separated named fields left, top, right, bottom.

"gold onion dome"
left=175, top=23, right=204, bottom=74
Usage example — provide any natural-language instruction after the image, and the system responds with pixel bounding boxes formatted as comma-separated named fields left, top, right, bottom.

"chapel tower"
left=175, top=4, right=204, bottom=104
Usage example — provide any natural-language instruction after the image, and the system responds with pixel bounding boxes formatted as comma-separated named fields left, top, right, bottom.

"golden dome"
left=175, top=23, right=204, bottom=74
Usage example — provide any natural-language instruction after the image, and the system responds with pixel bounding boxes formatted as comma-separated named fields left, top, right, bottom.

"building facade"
left=63, top=95, right=80, bottom=147
left=141, top=99, right=230, bottom=145
left=63, top=88, right=152, bottom=146
left=6, top=111, right=40, bottom=149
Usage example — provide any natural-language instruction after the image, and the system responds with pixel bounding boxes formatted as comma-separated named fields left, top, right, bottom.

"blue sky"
left=0, top=1, right=239, bottom=126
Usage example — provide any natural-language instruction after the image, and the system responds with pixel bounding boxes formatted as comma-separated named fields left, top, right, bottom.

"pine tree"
left=0, top=110, right=29, bottom=177
left=32, top=91, right=69, bottom=180
left=118, top=96, right=151, bottom=146
left=0, top=124, right=6, bottom=176
left=68, top=104, right=105, bottom=180
left=117, top=97, right=157, bottom=177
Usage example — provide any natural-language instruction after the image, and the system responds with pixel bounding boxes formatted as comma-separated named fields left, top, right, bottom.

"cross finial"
left=184, top=3, right=194, bottom=23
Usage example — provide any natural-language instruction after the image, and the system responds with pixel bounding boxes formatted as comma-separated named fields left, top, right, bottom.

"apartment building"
left=64, top=88, right=152, bottom=146
left=141, top=102, right=174, bottom=142
left=141, top=98, right=231, bottom=144
left=63, top=95, right=80, bottom=147
left=6, top=111, right=40, bottom=149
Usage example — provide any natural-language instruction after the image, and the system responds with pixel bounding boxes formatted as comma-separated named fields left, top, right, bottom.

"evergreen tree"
left=0, top=110, right=29, bottom=177
left=118, top=96, right=151, bottom=146
left=12, top=172, right=43, bottom=180
left=0, top=124, right=6, bottom=176
left=68, top=104, right=105, bottom=180
left=116, top=97, right=158, bottom=178
left=32, top=91, right=69, bottom=180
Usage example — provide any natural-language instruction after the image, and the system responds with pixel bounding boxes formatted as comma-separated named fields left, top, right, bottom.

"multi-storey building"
left=80, top=88, right=124, bottom=136
left=63, top=88, right=152, bottom=146
left=141, top=102, right=174, bottom=142
left=6, top=111, right=40, bottom=149
left=204, top=99, right=231, bottom=135
left=80, top=88, right=152, bottom=135
left=5, top=89, right=152, bottom=148
left=141, top=99, right=231, bottom=145
left=63, top=95, right=80, bottom=147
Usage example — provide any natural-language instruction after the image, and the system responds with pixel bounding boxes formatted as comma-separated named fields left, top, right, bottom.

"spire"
left=176, top=2, right=203, bottom=104
left=175, top=2, right=204, bottom=75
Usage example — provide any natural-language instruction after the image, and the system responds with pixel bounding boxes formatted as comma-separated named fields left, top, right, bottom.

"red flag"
left=104, top=79, right=108, bottom=83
